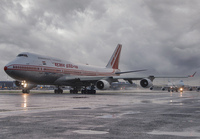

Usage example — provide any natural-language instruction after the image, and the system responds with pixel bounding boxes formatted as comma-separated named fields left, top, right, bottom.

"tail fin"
left=106, top=44, right=122, bottom=69
left=188, top=72, right=196, bottom=77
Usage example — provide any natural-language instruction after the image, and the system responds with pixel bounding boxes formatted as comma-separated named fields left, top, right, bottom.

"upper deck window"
left=17, top=54, right=28, bottom=57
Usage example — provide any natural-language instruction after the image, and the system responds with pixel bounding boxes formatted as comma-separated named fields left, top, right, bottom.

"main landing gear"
left=81, top=85, right=96, bottom=94
left=168, top=88, right=178, bottom=92
left=69, top=85, right=96, bottom=94
left=54, top=85, right=97, bottom=94
left=54, top=87, right=63, bottom=94
left=70, top=87, right=78, bottom=94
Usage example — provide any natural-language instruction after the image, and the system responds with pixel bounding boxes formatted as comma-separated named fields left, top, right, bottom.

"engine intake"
left=96, top=80, right=110, bottom=90
left=161, top=87, right=165, bottom=91
left=140, top=78, right=153, bottom=88
left=14, top=81, right=21, bottom=87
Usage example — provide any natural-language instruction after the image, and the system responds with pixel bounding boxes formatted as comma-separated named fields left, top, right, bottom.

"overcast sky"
left=1, top=0, right=200, bottom=85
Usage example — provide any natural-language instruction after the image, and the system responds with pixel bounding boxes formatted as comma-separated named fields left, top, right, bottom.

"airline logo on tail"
left=106, top=44, right=122, bottom=69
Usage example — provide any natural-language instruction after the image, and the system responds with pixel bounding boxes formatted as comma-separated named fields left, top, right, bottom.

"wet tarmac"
left=0, top=90, right=200, bottom=139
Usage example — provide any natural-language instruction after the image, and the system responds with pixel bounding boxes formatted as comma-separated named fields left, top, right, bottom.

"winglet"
left=106, top=44, right=122, bottom=69
left=188, top=72, right=197, bottom=77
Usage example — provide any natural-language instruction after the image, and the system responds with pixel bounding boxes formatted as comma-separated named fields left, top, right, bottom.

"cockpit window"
left=17, top=54, right=28, bottom=57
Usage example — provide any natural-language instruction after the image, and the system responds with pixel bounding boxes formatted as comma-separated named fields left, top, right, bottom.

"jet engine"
left=96, top=80, right=110, bottom=90
left=161, top=87, right=165, bottom=91
left=14, top=81, right=21, bottom=87
left=140, top=78, right=153, bottom=88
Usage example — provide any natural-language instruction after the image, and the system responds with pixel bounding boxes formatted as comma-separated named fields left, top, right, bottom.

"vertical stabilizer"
left=106, top=44, right=122, bottom=69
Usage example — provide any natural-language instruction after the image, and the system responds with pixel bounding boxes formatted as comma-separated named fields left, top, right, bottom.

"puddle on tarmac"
left=148, top=130, right=200, bottom=137
left=141, top=100, right=152, bottom=103
left=0, top=109, right=10, bottom=112
left=73, top=107, right=91, bottom=109
left=169, top=100, right=183, bottom=106
left=73, top=130, right=109, bottom=135
left=97, top=114, right=116, bottom=118
left=72, top=96, right=88, bottom=99
left=97, top=111, right=141, bottom=118
left=123, top=111, right=141, bottom=115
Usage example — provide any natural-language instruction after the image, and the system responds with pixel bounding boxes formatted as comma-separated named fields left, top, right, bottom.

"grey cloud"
left=0, top=0, right=200, bottom=84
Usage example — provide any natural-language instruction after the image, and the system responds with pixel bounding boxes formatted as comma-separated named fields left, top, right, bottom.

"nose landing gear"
left=22, top=89, right=30, bottom=94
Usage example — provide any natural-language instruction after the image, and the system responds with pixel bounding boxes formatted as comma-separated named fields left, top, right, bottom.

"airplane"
left=4, top=44, right=193, bottom=94
left=150, top=72, right=196, bottom=92
left=166, top=80, right=185, bottom=92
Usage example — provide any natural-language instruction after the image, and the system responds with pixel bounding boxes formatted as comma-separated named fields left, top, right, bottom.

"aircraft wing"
left=153, top=71, right=196, bottom=78
left=54, top=76, right=114, bottom=85
left=55, top=75, right=153, bottom=83
left=54, top=72, right=196, bottom=88
left=54, top=75, right=154, bottom=89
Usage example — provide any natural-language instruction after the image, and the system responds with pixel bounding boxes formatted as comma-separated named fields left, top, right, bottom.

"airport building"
left=0, top=81, right=15, bottom=89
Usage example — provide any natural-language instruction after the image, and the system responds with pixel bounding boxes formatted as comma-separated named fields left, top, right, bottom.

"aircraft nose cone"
left=4, top=66, right=7, bottom=71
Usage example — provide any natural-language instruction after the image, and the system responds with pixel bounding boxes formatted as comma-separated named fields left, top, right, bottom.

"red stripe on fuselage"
left=7, top=64, right=117, bottom=76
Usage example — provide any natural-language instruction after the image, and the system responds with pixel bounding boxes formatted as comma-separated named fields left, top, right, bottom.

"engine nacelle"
left=140, top=78, right=153, bottom=88
left=161, top=87, right=165, bottom=91
left=96, top=80, right=110, bottom=90
left=14, top=81, right=21, bottom=87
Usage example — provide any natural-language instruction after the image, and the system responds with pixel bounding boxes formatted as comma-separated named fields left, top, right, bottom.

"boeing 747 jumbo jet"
left=4, top=44, right=193, bottom=94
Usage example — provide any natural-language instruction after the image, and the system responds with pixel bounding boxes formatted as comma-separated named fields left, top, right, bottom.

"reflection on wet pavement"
left=21, top=94, right=28, bottom=109
left=0, top=90, right=199, bottom=139
left=73, top=130, right=109, bottom=135
left=148, top=130, right=200, bottom=138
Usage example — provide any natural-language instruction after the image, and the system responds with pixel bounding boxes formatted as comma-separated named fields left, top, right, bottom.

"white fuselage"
left=4, top=52, right=119, bottom=85
left=167, top=80, right=184, bottom=90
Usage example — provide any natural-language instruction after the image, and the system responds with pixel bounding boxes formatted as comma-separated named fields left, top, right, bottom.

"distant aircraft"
left=166, top=80, right=185, bottom=92
left=150, top=72, right=196, bottom=92
left=4, top=44, right=193, bottom=94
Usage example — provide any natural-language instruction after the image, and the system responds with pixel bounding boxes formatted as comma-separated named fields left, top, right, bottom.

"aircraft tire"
left=70, top=89, right=78, bottom=94
left=54, top=89, right=62, bottom=94
left=81, top=90, right=86, bottom=94
left=22, top=89, right=30, bottom=94
left=88, top=90, right=96, bottom=94
left=54, top=89, right=58, bottom=94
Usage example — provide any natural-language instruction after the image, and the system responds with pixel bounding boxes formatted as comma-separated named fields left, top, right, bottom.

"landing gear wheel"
left=22, top=89, right=30, bottom=94
left=54, top=88, right=63, bottom=94
left=70, top=89, right=78, bottom=94
left=81, top=86, right=96, bottom=94
left=81, top=88, right=87, bottom=94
